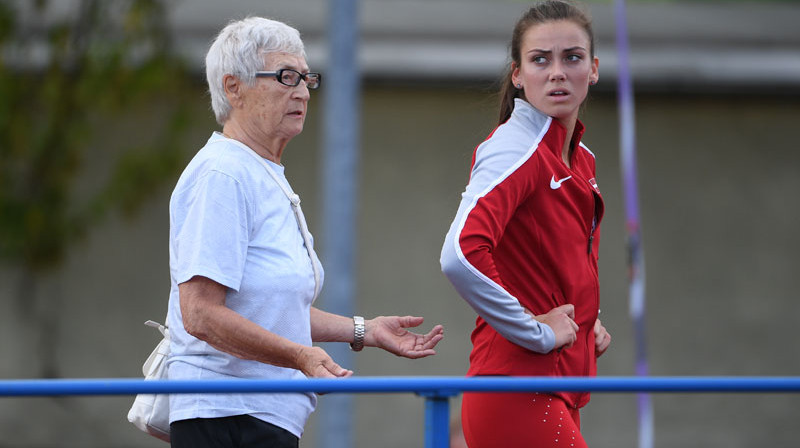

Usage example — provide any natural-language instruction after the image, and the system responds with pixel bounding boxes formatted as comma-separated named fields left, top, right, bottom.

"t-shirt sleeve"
left=172, top=170, right=250, bottom=291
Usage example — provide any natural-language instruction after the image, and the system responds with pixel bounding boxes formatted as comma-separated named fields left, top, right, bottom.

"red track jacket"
left=441, top=99, right=604, bottom=408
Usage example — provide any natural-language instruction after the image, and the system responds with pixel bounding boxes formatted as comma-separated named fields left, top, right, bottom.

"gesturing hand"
left=295, top=346, right=353, bottom=379
left=366, top=316, right=444, bottom=359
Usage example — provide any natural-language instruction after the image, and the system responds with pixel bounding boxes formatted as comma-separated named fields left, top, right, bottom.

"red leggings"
left=462, top=392, right=588, bottom=448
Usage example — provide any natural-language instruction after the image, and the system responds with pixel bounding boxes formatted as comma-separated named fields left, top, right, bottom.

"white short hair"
left=205, top=17, right=306, bottom=125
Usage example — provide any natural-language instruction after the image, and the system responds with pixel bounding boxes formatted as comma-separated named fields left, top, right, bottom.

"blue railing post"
left=419, top=389, right=458, bottom=448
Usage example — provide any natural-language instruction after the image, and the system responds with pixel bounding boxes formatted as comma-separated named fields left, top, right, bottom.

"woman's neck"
left=222, top=122, right=285, bottom=165
left=557, top=117, right=577, bottom=168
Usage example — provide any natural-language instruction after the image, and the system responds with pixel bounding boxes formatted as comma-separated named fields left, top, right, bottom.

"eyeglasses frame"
left=254, top=69, right=322, bottom=90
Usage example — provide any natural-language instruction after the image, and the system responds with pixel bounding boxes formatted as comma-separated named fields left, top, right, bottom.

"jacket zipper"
left=565, top=155, right=602, bottom=408
left=579, top=192, right=601, bottom=407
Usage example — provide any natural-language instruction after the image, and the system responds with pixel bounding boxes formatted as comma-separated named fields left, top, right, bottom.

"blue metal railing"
left=2, top=376, right=800, bottom=448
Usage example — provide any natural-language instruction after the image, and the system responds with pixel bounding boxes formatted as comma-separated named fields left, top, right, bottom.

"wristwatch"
left=350, top=315, right=365, bottom=352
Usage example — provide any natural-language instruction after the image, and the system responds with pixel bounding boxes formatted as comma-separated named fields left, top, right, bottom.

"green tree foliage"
left=0, top=0, right=194, bottom=377
left=0, top=0, right=192, bottom=272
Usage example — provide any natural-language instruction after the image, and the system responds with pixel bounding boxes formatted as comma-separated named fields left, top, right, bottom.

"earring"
left=516, top=83, right=522, bottom=89
left=590, top=80, right=597, bottom=85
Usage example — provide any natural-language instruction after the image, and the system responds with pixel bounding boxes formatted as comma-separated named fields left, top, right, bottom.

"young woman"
left=440, top=1, right=611, bottom=446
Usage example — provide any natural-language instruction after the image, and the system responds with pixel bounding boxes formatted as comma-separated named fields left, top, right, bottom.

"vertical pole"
left=318, top=0, right=360, bottom=447
left=423, top=394, right=451, bottom=448
left=614, top=1, right=654, bottom=448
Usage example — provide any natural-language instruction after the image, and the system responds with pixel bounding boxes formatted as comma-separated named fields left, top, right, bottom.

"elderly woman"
left=166, top=17, right=444, bottom=448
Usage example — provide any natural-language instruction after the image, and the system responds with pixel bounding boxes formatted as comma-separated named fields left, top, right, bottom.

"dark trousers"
left=170, top=415, right=299, bottom=448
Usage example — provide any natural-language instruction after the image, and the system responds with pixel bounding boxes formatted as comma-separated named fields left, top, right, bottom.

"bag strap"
left=227, top=137, right=322, bottom=301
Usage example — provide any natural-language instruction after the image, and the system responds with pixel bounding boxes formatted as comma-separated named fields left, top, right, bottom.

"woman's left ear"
left=224, top=74, right=242, bottom=106
left=590, top=57, right=599, bottom=85
left=510, top=61, right=521, bottom=89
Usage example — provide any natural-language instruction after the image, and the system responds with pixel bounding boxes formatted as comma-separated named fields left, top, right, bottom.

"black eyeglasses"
left=254, top=69, right=321, bottom=90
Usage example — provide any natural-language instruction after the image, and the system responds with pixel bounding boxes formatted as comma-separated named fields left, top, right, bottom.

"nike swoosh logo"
left=550, top=175, right=572, bottom=189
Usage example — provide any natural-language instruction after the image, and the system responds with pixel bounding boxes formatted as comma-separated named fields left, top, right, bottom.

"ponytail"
left=498, top=67, right=518, bottom=125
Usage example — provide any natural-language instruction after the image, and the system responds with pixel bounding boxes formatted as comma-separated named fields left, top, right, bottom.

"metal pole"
left=614, top=1, right=654, bottom=448
left=421, top=393, right=453, bottom=448
left=319, top=0, right=360, bottom=447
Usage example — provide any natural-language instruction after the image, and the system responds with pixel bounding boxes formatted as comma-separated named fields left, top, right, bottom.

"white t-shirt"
left=166, top=132, right=323, bottom=438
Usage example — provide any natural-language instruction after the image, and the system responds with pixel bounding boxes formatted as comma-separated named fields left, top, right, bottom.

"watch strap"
left=350, top=315, right=365, bottom=352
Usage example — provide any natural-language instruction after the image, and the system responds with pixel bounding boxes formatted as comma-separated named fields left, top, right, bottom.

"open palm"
left=367, top=316, right=444, bottom=359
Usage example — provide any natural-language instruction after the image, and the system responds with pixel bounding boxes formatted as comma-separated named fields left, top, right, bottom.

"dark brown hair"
left=498, top=0, right=595, bottom=125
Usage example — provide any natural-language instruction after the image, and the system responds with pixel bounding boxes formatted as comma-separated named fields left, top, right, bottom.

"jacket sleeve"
left=440, top=138, right=555, bottom=354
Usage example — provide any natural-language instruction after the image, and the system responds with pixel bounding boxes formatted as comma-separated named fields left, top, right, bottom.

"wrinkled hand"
left=594, top=318, right=611, bottom=357
left=526, top=304, right=579, bottom=351
left=366, top=316, right=444, bottom=359
left=295, top=346, right=353, bottom=379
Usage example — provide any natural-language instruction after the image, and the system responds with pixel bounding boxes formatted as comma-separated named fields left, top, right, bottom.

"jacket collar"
left=512, top=98, right=586, bottom=159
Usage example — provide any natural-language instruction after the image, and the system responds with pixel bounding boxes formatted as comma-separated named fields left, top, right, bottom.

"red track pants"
left=462, top=392, right=588, bottom=448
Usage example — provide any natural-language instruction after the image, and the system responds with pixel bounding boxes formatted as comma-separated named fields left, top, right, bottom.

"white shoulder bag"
left=127, top=320, right=171, bottom=442
left=127, top=138, right=320, bottom=442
